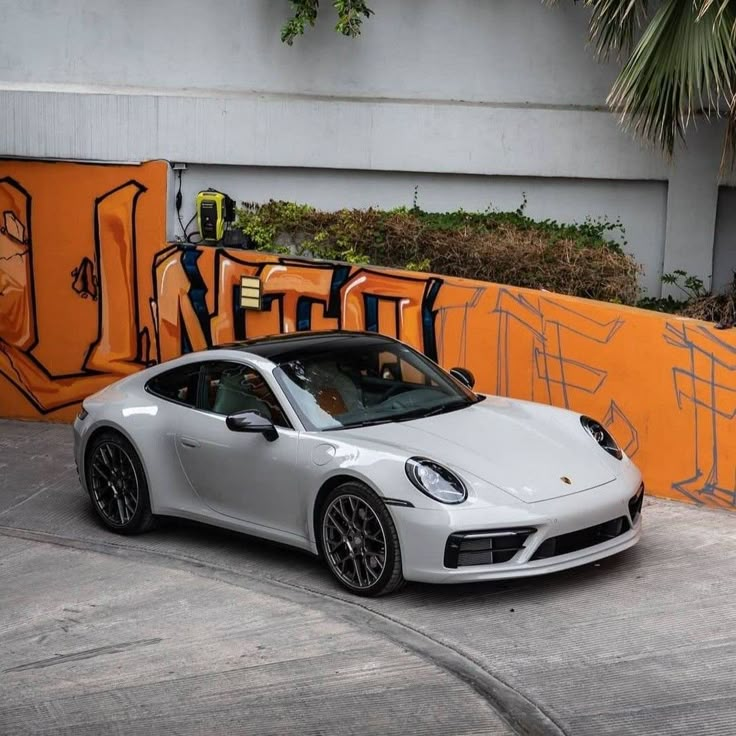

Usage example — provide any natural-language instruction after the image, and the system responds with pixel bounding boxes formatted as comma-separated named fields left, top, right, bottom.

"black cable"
left=175, top=169, right=186, bottom=238
left=183, top=213, right=202, bottom=244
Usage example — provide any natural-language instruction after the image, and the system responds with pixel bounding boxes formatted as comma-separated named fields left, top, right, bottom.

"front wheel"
left=85, top=431, right=155, bottom=535
left=319, top=482, right=405, bottom=597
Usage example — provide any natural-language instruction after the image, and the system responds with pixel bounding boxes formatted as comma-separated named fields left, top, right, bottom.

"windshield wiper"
left=394, top=398, right=471, bottom=422
left=333, top=417, right=395, bottom=430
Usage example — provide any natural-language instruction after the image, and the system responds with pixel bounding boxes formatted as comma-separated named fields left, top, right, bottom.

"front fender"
left=73, top=414, right=157, bottom=505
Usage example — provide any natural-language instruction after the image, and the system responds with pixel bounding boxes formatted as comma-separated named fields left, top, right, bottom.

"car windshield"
left=273, top=339, right=481, bottom=431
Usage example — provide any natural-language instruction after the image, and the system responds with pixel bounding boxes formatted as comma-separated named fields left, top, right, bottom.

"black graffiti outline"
left=492, top=288, right=625, bottom=405
left=0, top=176, right=149, bottom=414
left=665, top=321, right=736, bottom=507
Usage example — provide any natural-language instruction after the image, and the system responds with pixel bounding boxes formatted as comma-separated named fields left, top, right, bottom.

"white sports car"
left=73, top=331, right=644, bottom=596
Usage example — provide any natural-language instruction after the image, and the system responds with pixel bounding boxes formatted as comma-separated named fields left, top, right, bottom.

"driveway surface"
left=1, top=419, right=735, bottom=735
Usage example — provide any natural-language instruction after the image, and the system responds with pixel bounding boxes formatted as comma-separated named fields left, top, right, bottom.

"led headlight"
left=580, top=416, right=623, bottom=460
left=405, top=457, right=467, bottom=504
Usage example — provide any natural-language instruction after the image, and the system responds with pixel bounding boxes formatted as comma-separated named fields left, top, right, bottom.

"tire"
left=319, top=481, right=405, bottom=597
left=85, top=430, right=156, bottom=535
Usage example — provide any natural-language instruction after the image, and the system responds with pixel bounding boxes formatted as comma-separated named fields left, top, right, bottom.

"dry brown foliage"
left=364, top=214, right=642, bottom=305
left=240, top=204, right=643, bottom=306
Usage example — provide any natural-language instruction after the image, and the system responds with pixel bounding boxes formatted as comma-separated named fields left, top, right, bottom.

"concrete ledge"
left=0, top=87, right=669, bottom=179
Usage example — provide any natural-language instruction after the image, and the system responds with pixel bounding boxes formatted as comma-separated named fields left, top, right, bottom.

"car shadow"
left=86, top=509, right=648, bottom=610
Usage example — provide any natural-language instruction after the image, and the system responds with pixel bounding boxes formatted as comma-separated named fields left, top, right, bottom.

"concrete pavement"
left=2, top=535, right=512, bottom=736
left=1, top=419, right=735, bottom=735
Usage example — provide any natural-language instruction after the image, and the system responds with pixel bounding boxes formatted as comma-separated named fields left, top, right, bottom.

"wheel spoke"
left=363, top=542, right=384, bottom=558
left=327, top=509, right=349, bottom=536
left=97, top=447, right=110, bottom=472
left=101, top=445, right=116, bottom=473
left=116, top=497, right=127, bottom=524
left=348, top=497, right=360, bottom=525
left=332, top=547, right=352, bottom=566
left=122, top=494, right=136, bottom=517
left=326, top=536, right=346, bottom=551
left=363, top=559, right=379, bottom=583
left=335, top=498, right=352, bottom=527
left=92, top=461, right=112, bottom=482
left=352, top=556, right=364, bottom=587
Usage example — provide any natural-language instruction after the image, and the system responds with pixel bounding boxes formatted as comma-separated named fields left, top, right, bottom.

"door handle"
left=180, top=437, right=200, bottom=448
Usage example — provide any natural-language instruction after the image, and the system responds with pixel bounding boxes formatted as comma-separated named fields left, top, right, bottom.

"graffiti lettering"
left=2, top=158, right=736, bottom=511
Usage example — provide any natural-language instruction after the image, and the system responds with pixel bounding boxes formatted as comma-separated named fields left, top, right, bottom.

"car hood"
left=337, top=397, right=617, bottom=503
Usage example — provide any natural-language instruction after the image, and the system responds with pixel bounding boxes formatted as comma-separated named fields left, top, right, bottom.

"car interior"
left=211, top=367, right=274, bottom=419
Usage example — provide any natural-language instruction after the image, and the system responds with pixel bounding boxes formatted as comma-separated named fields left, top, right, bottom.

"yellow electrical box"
left=196, top=190, right=227, bottom=243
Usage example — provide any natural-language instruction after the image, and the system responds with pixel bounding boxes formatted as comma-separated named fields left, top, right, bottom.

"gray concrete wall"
left=0, top=0, right=730, bottom=296
left=0, top=0, right=618, bottom=102
left=713, top=187, right=736, bottom=291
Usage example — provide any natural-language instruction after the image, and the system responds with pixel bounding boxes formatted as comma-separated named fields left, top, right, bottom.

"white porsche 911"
left=73, top=331, right=643, bottom=596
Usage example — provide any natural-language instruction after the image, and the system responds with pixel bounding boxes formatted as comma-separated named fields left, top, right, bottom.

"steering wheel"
left=377, top=384, right=406, bottom=403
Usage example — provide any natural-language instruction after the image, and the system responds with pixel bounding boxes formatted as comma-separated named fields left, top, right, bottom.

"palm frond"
left=698, top=0, right=736, bottom=38
left=608, top=0, right=736, bottom=156
left=544, top=1, right=649, bottom=58
left=589, top=0, right=650, bottom=59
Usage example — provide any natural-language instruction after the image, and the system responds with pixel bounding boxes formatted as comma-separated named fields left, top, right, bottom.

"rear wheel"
left=85, top=431, right=155, bottom=535
left=319, top=481, right=405, bottom=597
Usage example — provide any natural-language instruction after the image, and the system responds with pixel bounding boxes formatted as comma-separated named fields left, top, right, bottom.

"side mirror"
left=449, top=367, right=475, bottom=389
left=226, top=410, right=278, bottom=442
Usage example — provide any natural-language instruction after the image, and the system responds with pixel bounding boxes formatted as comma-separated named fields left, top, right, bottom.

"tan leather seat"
left=305, top=362, right=362, bottom=415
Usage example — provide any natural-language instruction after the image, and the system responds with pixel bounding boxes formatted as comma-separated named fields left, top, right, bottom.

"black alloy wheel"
left=320, top=481, right=405, bottom=596
left=86, top=431, right=155, bottom=534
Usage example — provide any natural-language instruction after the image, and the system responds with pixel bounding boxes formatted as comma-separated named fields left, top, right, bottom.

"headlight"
left=580, top=416, right=622, bottom=460
left=77, top=407, right=88, bottom=421
left=405, top=457, right=467, bottom=504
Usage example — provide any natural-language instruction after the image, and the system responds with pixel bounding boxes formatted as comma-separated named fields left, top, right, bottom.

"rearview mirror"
left=226, top=410, right=278, bottom=442
left=449, top=367, right=475, bottom=389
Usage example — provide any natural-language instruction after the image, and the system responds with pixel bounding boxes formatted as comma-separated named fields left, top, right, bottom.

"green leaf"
left=281, top=0, right=320, bottom=45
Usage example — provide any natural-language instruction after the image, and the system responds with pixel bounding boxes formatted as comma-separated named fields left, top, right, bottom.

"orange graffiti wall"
left=0, top=159, right=167, bottom=419
left=1, top=158, right=735, bottom=512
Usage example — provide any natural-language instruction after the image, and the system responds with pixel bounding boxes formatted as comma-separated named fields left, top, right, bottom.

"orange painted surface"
left=0, top=159, right=166, bottom=420
left=1, top=159, right=735, bottom=511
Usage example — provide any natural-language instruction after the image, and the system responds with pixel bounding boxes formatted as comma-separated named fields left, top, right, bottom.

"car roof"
left=217, top=330, right=399, bottom=364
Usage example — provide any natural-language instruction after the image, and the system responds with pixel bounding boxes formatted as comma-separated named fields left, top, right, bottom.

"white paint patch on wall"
left=713, top=187, right=736, bottom=292
left=175, top=165, right=667, bottom=296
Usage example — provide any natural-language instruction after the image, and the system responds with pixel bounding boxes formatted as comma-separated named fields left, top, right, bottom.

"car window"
left=146, top=364, right=202, bottom=407
left=201, top=361, right=290, bottom=428
left=275, top=341, right=477, bottom=431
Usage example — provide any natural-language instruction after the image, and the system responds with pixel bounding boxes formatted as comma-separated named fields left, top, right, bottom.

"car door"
left=173, top=360, right=305, bottom=541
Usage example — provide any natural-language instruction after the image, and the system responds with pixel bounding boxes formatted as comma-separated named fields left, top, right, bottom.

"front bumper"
left=392, top=472, right=644, bottom=584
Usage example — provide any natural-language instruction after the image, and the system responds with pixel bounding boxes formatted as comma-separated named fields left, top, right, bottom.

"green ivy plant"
left=635, top=269, right=713, bottom=314
left=661, top=269, right=708, bottom=300
left=281, top=0, right=373, bottom=44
